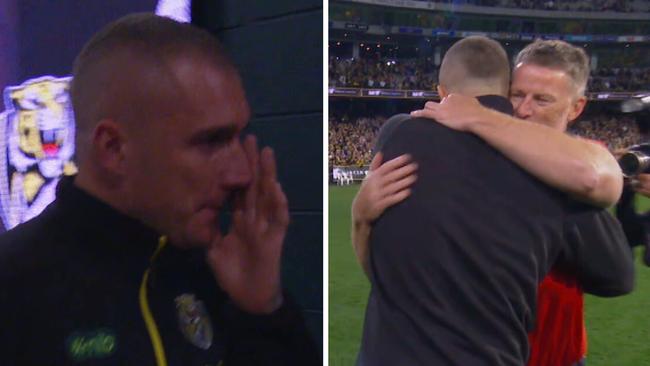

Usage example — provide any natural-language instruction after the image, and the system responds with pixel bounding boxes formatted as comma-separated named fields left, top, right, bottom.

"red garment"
left=527, top=268, right=586, bottom=366
left=528, top=137, right=600, bottom=366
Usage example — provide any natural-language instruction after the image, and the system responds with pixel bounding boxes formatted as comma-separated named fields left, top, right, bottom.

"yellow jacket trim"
left=139, top=236, right=168, bottom=366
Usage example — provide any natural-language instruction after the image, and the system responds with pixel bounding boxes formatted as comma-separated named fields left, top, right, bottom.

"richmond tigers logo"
left=175, top=294, right=214, bottom=350
left=0, top=76, right=77, bottom=230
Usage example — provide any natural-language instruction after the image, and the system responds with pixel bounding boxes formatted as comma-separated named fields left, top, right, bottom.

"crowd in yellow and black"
left=329, top=111, right=646, bottom=167
left=329, top=57, right=438, bottom=90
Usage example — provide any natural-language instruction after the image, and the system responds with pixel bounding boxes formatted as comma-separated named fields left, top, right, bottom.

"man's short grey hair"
left=514, top=40, right=590, bottom=97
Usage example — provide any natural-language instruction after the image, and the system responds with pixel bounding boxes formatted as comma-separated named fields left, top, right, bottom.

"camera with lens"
left=618, top=143, right=650, bottom=177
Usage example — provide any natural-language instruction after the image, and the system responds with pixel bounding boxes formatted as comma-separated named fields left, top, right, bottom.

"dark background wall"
left=0, top=0, right=19, bottom=92
left=192, top=0, right=324, bottom=349
left=13, top=0, right=157, bottom=83
left=1, top=0, right=323, bottom=352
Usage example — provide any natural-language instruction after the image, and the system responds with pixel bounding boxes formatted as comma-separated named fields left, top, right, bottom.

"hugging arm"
left=559, top=206, right=634, bottom=297
left=412, top=95, right=623, bottom=208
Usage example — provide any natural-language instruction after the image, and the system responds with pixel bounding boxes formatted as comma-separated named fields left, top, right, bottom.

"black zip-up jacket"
left=0, top=176, right=319, bottom=365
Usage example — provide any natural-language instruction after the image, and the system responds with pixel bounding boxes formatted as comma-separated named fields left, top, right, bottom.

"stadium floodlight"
left=155, top=0, right=190, bottom=23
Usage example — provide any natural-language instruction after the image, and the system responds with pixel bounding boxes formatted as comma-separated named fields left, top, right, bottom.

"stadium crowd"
left=411, top=0, right=648, bottom=12
left=589, top=67, right=650, bottom=92
left=330, top=57, right=650, bottom=92
left=569, top=114, right=642, bottom=150
left=329, top=57, right=438, bottom=90
left=330, top=114, right=644, bottom=167
left=329, top=116, right=385, bottom=166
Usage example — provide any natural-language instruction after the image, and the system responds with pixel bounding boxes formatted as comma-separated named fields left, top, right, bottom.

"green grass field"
left=329, top=185, right=650, bottom=365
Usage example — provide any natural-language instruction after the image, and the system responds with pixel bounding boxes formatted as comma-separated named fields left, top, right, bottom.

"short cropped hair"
left=514, top=40, right=590, bottom=96
left=70, top=13, right=235, bottom=160
left=439, top=36, right=510, bottom=96
left=71, top=13, right=234, bottom=112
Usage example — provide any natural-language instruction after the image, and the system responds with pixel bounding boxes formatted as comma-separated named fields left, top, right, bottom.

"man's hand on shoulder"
left=410, top=93, right=490, bottom=132
left=206, top=135, right=289, bottom=314
left=351, top=152, right=418, bottom=277
left=413, top=94, right=623, bottom=208
left=352, top=153, right=418, bottom=226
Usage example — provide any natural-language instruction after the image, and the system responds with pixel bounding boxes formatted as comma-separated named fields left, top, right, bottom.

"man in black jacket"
left=356, top=36, right=633, bottom=366
left=0, top=14, right=318, bottom=365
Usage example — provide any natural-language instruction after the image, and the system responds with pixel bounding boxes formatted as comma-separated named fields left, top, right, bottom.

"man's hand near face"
left=206, top=135, right=289, bottom=314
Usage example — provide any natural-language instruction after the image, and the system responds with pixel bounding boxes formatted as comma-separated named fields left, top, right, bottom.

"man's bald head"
left=70, top=13, right=237, bottom=163
left=439, top=36, right=510, bottom=97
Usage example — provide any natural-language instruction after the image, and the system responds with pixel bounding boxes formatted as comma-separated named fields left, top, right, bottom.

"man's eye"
left=203, top=135, right=229, bottom=146
left=190, top=126, right=239, bottom=150
left=200, top=132, right=238, bottom=148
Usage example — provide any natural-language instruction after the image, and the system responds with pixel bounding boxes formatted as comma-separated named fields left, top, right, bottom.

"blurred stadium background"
left=328, top=0, right=650, bottom=364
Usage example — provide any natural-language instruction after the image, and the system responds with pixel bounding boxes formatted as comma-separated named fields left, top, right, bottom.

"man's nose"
left=514, top=96, right=534, bottom=119
left=222, top=141, right=252, bottom=189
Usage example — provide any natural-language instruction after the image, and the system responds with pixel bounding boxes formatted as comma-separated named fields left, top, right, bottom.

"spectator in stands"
left=589, top=67, right=650, bottom=92
left=569, top=114, right=642, bottom=149
left=329, top=116, right=385, bottom=167
left=328, top=57, right=438, bottom=90
left=328, top=112, right=643, bottom=169
left=410, top=0, right=642, bottom=12
left=330, top=56, right=650, bottom=93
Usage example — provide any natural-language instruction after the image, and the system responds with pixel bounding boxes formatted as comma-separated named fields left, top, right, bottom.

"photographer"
left=615, top=144, right=650, bottom=265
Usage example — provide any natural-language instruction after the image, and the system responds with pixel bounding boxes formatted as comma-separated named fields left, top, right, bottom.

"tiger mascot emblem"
left=0, top=76, right=77, bottom=229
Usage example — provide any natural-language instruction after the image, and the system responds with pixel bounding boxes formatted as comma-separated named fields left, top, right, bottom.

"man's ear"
left=568, top=95, right=587, bottom=123
left=437, top=84, right=449, bottom=99
left=91, top=119, right=128, bottom=175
